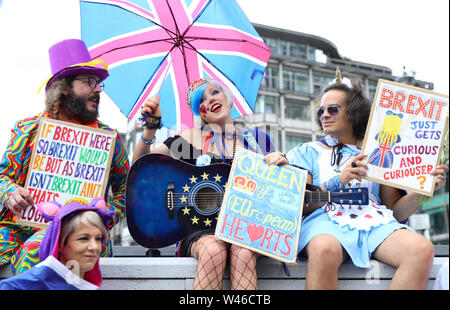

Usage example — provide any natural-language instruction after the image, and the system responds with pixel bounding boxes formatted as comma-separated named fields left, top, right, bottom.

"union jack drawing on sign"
left=80, top=0, right=271, bottom=130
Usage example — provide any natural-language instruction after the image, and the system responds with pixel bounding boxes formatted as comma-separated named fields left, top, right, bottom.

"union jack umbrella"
left=80, top=0, right=271, bottom=130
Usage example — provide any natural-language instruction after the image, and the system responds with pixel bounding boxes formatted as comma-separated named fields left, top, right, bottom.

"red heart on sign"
left=247, top=223, right=264, bottom=242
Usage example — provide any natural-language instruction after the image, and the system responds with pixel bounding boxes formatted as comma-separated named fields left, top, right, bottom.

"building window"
left=263, top=36, right=278, bottom=56
left=283, top=67, right=309, bottom=93
left=284, top=98, right=311, bottom=121
left=278, top=39, right=307, bottom=59
left=285, top=133, right=311, bottom=152
left=313, top=71, right=333, bottom=95
left=368, top=80, right=378, bottom=101
left=264, top=63, right=279, bottom=89
left=255, top=95, right=278, bottom=114
left=427, top=207, right=448, bottom=235
left=308, top=46, right=327, bottom=63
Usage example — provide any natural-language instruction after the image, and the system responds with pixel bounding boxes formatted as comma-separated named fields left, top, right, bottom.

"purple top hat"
left=45, top=39, right=109, bottom=91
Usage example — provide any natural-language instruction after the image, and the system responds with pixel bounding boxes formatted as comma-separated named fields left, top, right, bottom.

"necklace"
left=331, top=144, right=358, bottom=173
left=196, top=128, right=236, bottom=166
left=333, top=152, right=352, bottom=173
left=215, top=128, right=237, bottom=164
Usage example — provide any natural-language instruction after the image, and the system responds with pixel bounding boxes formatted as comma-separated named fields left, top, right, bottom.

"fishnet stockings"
left=191, top=235, right=227, bottom=290
left=190, top=234, right=259, bottom=290
left=229, top=245, right=259, bottom=290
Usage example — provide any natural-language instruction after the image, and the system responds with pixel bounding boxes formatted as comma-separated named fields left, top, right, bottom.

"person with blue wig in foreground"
left=0, top=198, right=115, bottom=290
left=132, top=78, right=288, bottom=290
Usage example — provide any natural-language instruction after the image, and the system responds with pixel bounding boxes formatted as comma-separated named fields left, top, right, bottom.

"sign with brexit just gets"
left=18, top=118, right=116, bottom=228
left=361, top=79, right=449, bottom=196
left=215, top=149, right=307, bottom=263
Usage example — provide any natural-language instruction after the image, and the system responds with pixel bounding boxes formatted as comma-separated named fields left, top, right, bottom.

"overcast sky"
left=0, top=0, right=448, bottom=152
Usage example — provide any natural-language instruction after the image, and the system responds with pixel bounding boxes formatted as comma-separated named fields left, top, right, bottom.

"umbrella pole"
left=140, top=58, right=172, bottom=124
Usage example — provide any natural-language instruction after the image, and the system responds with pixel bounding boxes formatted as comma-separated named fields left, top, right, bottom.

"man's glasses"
left=317, top=104, right=344, bottom=119
left=74, top=77, right=104, bottom=90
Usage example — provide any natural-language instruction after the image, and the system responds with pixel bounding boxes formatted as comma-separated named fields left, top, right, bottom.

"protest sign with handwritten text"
left=361, top=79, right=449, bottom=196
left=18, top=118, right=116, bottom=228
left=215, top=149, right=307, bottom=263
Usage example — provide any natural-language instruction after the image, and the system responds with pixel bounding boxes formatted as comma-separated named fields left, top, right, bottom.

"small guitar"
left=126, top=153, right=369, bottom=249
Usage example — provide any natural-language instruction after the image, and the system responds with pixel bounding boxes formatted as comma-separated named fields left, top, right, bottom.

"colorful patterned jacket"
left=0, top=113, right=130, bottom=228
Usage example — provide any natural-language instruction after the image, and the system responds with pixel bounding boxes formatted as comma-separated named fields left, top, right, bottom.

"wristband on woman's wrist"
left=322, top=175, right=343, bottom=191
left=141, top=134, right=156, bottom=145
left=143, top=115, right=163, bottom=130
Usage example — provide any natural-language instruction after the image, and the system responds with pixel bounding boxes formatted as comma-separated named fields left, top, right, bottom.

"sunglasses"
left=317, top=104, right=344, bottom=119
left=74, top=76, right=104, bottom=90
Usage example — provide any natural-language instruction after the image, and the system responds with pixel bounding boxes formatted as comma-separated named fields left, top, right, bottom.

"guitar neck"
left=172, top=188, right=366, bottom=206
left=304, top=189, right=365, bottom=205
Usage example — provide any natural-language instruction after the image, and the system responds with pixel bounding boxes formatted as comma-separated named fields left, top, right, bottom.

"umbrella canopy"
left=80, top=0, right=271, bottom=130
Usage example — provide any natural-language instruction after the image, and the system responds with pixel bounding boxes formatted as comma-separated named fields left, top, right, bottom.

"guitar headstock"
left=305, top=187, right=369, bottom=206
left=330, top=187, right=369, bottom=206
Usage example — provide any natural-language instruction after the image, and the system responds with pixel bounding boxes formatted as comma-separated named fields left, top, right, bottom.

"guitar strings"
left=167, top=192, right=364, bottom=204
left=169, top=192, right=360, bottom=197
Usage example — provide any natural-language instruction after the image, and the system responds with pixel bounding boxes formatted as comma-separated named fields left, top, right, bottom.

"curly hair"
left=315, top=79, right=372, bottom=141
left=44, top=77, right=74, bottom=119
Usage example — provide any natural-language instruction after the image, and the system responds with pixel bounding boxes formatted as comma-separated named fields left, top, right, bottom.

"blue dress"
left=286, top=135, right=410, bottom=268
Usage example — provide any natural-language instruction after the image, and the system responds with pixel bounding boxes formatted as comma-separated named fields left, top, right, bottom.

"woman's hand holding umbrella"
left=141, top=96, right=162, bottom=119
left=139, top=96, right=162, bottom=146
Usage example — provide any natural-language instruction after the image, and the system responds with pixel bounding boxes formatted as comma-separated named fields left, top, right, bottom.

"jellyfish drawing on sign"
left=367, top=111, right=403, bottom=169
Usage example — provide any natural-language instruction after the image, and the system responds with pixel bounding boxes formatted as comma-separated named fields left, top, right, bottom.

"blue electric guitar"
left=126, top=153, right=369, bottom=249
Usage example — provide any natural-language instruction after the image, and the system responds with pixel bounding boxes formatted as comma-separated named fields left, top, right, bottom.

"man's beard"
left=61, top=90, right=99, bottom=124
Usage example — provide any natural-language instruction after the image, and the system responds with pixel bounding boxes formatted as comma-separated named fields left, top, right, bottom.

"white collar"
left=324, top=135, right=360, bottom=154
left=38, top=256, right=99, bottom=290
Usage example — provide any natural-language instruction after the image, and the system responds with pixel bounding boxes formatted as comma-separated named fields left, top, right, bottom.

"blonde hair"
left=59, top=211, right=108, bottom=247
left=376, top=113, right=403, bottom=145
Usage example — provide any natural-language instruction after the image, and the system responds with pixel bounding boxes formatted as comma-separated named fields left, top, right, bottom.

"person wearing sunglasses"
left=0, top=39, right=130, bottom=276
left=286, top=70, right=448, bottom=289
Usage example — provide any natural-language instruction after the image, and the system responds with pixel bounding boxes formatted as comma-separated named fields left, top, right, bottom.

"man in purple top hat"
left=0, top=39, right=130, bottom=275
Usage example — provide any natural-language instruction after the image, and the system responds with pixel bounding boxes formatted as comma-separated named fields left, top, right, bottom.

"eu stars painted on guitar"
left=127, top=154, right=369, bottom=249
left=126, top=154, right=231, bottom=248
